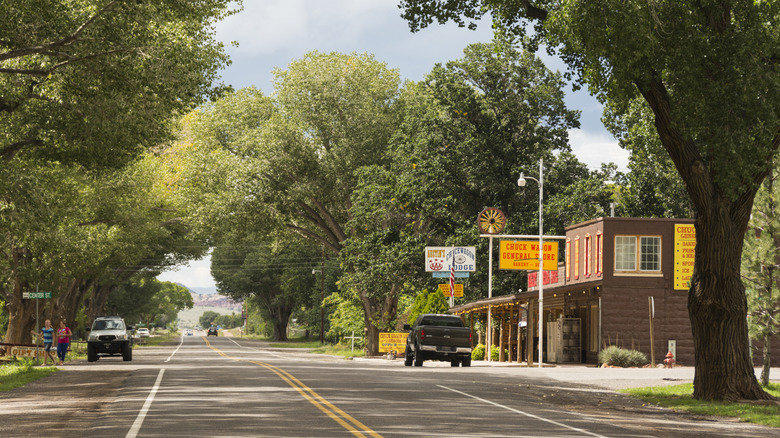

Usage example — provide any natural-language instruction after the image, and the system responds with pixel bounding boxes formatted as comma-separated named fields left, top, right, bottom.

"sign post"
left=24, top=288, right=52, bottom=364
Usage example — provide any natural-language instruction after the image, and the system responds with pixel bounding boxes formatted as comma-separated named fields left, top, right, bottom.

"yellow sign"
left=674, top=224, right=696, bottom=290
left=438, top=284, right=464, bottom=297
left=378, top=332, right=408, bottom=353
left=499, top=240, right=558, bottom=271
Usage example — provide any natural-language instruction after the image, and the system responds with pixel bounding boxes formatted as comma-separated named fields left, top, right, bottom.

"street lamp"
left=312, top=269, right=324, bottom=344
left=518, top=158, right=544, bottom=369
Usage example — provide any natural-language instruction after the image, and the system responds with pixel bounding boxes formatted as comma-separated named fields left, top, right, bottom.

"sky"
left=157, top=0, right=629, bottom=290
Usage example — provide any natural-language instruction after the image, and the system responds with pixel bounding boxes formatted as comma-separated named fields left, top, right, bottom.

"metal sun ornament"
left=477, top=207, right=506, bottom=234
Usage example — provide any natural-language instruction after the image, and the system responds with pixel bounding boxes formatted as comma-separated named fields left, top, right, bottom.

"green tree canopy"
left=107, top=276, right=193, bottom=328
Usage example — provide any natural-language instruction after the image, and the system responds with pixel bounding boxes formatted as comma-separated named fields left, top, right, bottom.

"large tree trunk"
left=268, top=305, right=292, bottom=342
left=359, top=284, right=400, bottom=356
left=3, top=297, right=38, bottom=347
left=688, top=210, right=772, bottom=401
left=638, top=75, right=774, bottom=401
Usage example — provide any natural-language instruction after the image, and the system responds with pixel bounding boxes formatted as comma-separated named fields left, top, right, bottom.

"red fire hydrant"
left=663, top=351, right=675, bottom=368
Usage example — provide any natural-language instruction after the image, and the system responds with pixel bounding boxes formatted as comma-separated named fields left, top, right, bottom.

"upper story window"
left=574, top=236, right=580, bottom=279
left=584, top=234, right=591, bottom=277
left=596, top=232, right=603, bottom=277
left=615, top=235, right=662, bottom=273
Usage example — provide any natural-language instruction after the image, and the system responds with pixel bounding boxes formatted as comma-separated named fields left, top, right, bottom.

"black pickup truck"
left=403, top=314, right=473, bottom=367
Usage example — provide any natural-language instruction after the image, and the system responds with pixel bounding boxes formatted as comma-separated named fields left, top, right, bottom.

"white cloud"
left=157, top=255, right=214, bottom=288
left=568, top=129, right=628, bottom=172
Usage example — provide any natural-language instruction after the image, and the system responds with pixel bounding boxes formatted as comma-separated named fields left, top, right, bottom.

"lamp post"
left=517, top=158, right=544, bottom=368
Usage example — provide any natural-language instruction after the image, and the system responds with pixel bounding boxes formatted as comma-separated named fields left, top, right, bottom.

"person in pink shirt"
left=56, top=319, right=72, bottom=366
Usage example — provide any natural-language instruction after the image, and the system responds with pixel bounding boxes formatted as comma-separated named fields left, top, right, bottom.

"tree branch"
left=1, top=139, right=44, bottom=160
left=0, top=0, right=120, bottom=63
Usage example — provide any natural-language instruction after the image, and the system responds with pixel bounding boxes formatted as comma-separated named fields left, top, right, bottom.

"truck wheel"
left=122, top=343, right=132, bottom=361
left=413, top=346, right=424, bottom=367
left=450, top=359, right=460, bottom=367
left=461, top=357, right=472, bottom=367
left=87, top=344, right=98, bottom=362
left=404, top=346, right=413, bottom=366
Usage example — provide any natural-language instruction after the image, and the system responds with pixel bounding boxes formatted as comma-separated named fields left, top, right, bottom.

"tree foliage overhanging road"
left=1, top=1, right=239, bottom=345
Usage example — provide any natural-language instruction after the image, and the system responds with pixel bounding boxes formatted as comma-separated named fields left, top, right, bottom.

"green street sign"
left=23, top=292, right=52, bottom=299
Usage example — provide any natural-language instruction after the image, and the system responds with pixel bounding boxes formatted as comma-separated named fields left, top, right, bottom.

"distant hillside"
left=189, top=285, right=218, bottom=295
left=175, top=284, right=243, bottom=327
left=170, top=282, right=241, bottom=309
left=189, top=291, right=242, bottom=309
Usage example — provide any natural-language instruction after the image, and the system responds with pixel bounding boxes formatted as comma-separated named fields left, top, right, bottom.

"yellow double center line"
left=203, top=337, right=382, bottom=438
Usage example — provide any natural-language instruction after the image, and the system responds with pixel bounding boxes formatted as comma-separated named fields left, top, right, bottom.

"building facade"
left=451, top=216, right=776, bottom=367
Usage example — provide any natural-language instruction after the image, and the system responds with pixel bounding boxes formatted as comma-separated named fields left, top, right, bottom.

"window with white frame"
left=615, top=235, right=662, bottom=273
left=640, top=236, right=661, bottom=271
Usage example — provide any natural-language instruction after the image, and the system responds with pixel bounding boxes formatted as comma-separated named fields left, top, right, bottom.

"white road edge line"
left=126, top=369, right=165, bottom=438
left=165, top=336, right=184, bottom=362
left=437, top=385, right=607, bottom=438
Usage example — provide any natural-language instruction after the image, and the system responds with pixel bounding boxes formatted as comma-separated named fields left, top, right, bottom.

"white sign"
left=425, top=246, right=476, bottom=272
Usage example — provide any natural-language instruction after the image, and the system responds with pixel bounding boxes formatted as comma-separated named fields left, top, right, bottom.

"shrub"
left=598, top=345, right=648, bottom=367
left=472, top=343, right=485, bottom=360
left=471, top=344, right=509, bottom=361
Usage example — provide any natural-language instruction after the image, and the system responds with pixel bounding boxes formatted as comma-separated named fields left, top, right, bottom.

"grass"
left=309, top=343, right=366, bottom=358
left=219, top=332, right=367, bottom=358
left=621, top=383, right=780, bottom=428
left=0, top=360, right=58, bottom=392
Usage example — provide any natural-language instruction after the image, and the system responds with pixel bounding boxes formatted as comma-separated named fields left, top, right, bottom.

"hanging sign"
left=499, top=240, right=558, bottom=271
left=425, top=246, right=476, bottom=272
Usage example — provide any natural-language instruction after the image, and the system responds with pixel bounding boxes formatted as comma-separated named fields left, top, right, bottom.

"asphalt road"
left=1, top=335, right=778, bottom=437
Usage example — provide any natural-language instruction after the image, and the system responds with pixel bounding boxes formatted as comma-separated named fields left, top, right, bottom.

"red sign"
left=527, top=271, right=559, bottom=288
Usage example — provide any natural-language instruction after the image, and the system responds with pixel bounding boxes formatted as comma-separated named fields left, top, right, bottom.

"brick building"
left=451, top=216, right=775, bottom=367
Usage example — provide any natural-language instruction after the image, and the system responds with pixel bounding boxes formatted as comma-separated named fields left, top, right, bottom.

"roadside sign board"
left=378, top=333, right=408, bottom=353
left=10, top=346, right=44, bottom=358
left=22, top=292, right=52, bottom=299
left=499, top=240, right=558, bottom=271
left=438, top=284, right=464, bottom=297
left=425, top=246, right=476, bottom=272
left=674, top=224, right=696, bottom=290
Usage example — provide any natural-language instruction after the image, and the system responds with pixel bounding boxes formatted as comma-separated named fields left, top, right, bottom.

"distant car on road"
left=184, top=329, right=193, bottom=336
left=207, top=326, right=218, bottom=336
left=136, top=328, right=150, bottom=338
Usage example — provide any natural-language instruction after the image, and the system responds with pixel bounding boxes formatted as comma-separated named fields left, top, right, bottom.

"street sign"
left=22, top=292, right=51, bottom=299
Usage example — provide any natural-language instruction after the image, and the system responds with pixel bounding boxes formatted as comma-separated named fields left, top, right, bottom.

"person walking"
left=56, top=319, right=72, bottom=366
left=31, top=319, right=56, bottom=366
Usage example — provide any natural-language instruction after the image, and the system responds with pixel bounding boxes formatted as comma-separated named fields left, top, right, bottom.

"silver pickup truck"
left=403, top=314, right=472, bottom=367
